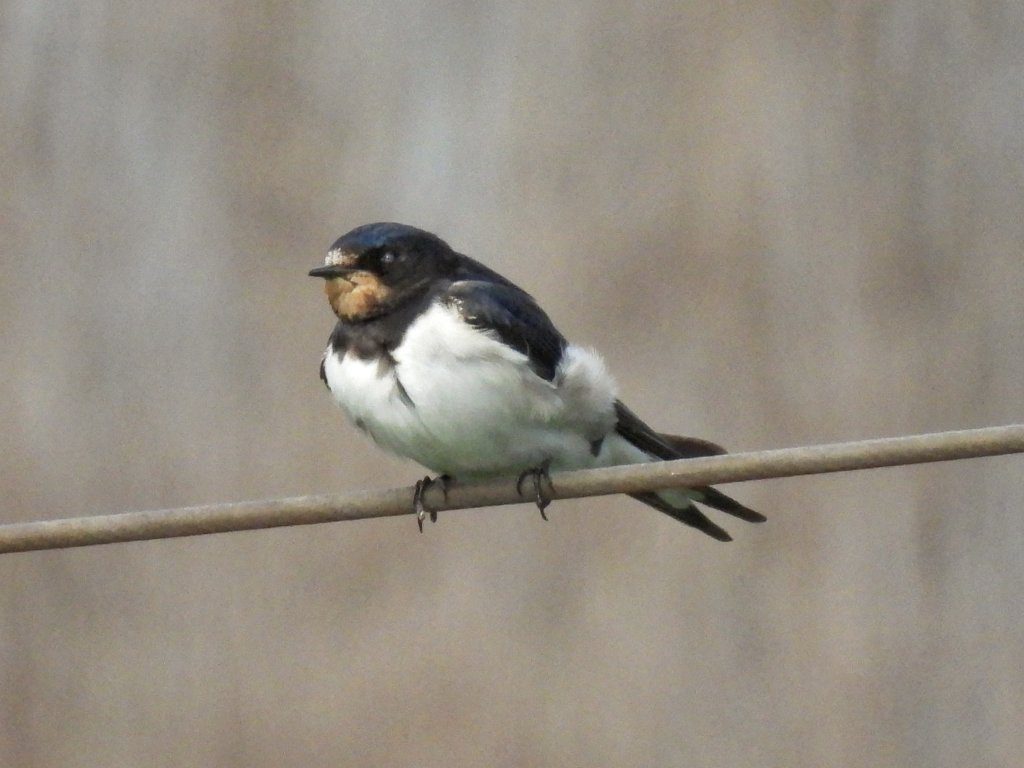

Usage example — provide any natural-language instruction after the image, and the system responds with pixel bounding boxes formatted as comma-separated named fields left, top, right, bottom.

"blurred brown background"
left=2, top=2, right=1023, bottom=766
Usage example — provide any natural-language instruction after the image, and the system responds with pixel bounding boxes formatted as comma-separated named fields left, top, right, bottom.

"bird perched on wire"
left=310, top=222, right=765, bottom=540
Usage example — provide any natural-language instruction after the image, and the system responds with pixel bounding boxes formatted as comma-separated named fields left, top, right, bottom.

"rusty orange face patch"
left=324, top=271, right=393, bottom=320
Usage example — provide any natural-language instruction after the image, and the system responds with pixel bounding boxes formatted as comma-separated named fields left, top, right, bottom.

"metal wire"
left=2, top=424, right=1022, bottom=554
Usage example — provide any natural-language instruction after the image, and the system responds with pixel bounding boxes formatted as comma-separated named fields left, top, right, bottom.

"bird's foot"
left=516, top=460, right=554, bottom=520
left=412, top=474, right=453, bottom=532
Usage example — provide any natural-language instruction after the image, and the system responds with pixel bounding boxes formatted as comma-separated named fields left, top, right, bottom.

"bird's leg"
left=437, top=474, right=454, bottom=502
left=516, top=459, right=554, bottom=520
left=413, top=476, right=432, bottom=532
left=412, top=474, right=454, bottom=532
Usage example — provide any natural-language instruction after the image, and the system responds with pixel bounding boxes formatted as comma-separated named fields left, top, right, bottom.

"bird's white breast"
left=323, top=302, right=620, bottom=476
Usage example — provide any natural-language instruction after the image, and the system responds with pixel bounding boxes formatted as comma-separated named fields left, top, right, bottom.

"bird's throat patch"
left=325, top=272, right=393, bottom=320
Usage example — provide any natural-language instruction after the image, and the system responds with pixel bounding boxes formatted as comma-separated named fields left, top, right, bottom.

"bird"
left=309, top=222, right=765, bottom=540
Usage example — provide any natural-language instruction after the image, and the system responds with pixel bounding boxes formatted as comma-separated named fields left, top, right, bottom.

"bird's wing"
left=441, top=280, right=568, bottom=381
left=613, top=400, right=726, bottom=459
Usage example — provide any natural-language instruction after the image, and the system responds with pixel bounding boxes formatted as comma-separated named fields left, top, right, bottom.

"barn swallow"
left=310, top=222, right=765, bottom=540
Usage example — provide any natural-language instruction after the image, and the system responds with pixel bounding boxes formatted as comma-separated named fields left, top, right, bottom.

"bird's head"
left=309, top=223, right=456, bottom=321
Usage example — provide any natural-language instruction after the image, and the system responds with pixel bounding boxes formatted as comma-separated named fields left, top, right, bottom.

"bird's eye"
left=380, top=251, right=397, bottom=266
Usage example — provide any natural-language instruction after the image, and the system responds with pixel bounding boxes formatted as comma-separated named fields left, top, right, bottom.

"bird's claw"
left=516, top=461, right=554, bottom=520
left=412, top=474, right=453, bottom=532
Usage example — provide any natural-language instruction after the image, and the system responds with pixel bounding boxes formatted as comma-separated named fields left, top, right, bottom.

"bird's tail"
left=611, top=400, right=767, bottom=541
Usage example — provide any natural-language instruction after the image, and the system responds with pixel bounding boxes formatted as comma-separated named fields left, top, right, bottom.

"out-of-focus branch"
left=2, top=425, right=1022, bottom=554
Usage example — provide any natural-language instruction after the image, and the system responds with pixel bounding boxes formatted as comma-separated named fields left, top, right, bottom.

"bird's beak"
left=308, top=265, right=357, bottom=279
